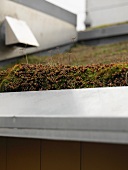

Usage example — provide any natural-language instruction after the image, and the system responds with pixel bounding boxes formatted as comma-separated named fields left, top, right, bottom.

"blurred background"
left=46, top=0, right=128, bottom=30
left=46, top=0, right=86, bottom=31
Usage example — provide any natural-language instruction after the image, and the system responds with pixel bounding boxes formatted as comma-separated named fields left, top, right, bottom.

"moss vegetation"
left=0, top=63, right=128, bottom=92
left=1, top=41, right=128, bottom=92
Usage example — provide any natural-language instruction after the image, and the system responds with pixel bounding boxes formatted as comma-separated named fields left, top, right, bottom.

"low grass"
left=2, top=41, right=128, bottom=69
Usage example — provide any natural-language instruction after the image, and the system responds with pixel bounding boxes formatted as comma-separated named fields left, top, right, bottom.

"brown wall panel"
left=82, top=142, right=128, bottom=170
left=0, top=138, right=6, bottom=170
left=41, top=140, right=80, bottom=170
left=7, top=138, right=40, bottom=170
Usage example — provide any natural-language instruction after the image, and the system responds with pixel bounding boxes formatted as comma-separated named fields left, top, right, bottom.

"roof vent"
left=5, top=16, right=39, bottom=47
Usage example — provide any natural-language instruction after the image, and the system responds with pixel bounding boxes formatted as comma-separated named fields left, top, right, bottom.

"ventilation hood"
left=5, top=16, right=39, bottom=47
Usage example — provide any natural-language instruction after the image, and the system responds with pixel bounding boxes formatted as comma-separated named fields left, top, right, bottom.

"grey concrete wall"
left=86, top=0, right=128, bottom=27
left=0, top=0, right=77, bottom=61
left=78, top=35, right=128, bottom=46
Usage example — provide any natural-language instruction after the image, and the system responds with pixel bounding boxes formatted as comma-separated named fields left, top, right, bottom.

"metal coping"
left=10, top=0, right=77, bottom=26
left=0, top=129, right=128, bottom=144
left=78, top=24, right=128, bottom=41
left=1, top=86, right=128, bottom=143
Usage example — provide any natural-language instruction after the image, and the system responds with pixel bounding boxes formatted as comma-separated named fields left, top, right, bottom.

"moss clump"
left=0, top=63, right=128, bottom=92
left=0, top=69, right=8, bottom=85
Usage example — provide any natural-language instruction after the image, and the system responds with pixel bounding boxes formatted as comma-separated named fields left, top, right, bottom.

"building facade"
left=0, top=0, right=77, bottom=61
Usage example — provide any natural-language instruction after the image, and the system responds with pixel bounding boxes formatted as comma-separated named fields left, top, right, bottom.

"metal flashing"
left=78, top=24, right=128, bottom=41
left=0, top=87, right=128, bottom=143
left=5, top=16, right=39, bottom=47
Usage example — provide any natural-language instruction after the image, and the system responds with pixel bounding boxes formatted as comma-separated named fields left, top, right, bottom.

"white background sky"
left=46, top=0, right=86, bottom=30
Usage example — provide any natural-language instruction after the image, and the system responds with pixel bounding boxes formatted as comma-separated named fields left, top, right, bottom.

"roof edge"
left=0, top=128, right=128, bottom=144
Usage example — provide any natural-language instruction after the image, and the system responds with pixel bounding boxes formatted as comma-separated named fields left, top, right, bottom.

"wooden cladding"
left=0, top=137, right=128, bottom=170
left=82, top=142, right=128, bottom=170
left=7, top=138, right=40, bottom=170
left=0, top=138, right=6, bottom=170
left=41, top=140, right=80, bottom=170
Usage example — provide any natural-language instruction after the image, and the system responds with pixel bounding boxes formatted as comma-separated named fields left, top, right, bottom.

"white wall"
left=86, top=0, right=128, bottom=27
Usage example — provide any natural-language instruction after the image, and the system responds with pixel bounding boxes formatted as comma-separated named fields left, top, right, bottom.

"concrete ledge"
left=78, top=24, right=128, bottom=45
left=78, top=35, right=128, bottom=46
left=10, top=0, right=76, bottom=26
left=1, top=87, right=128, bottom=143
